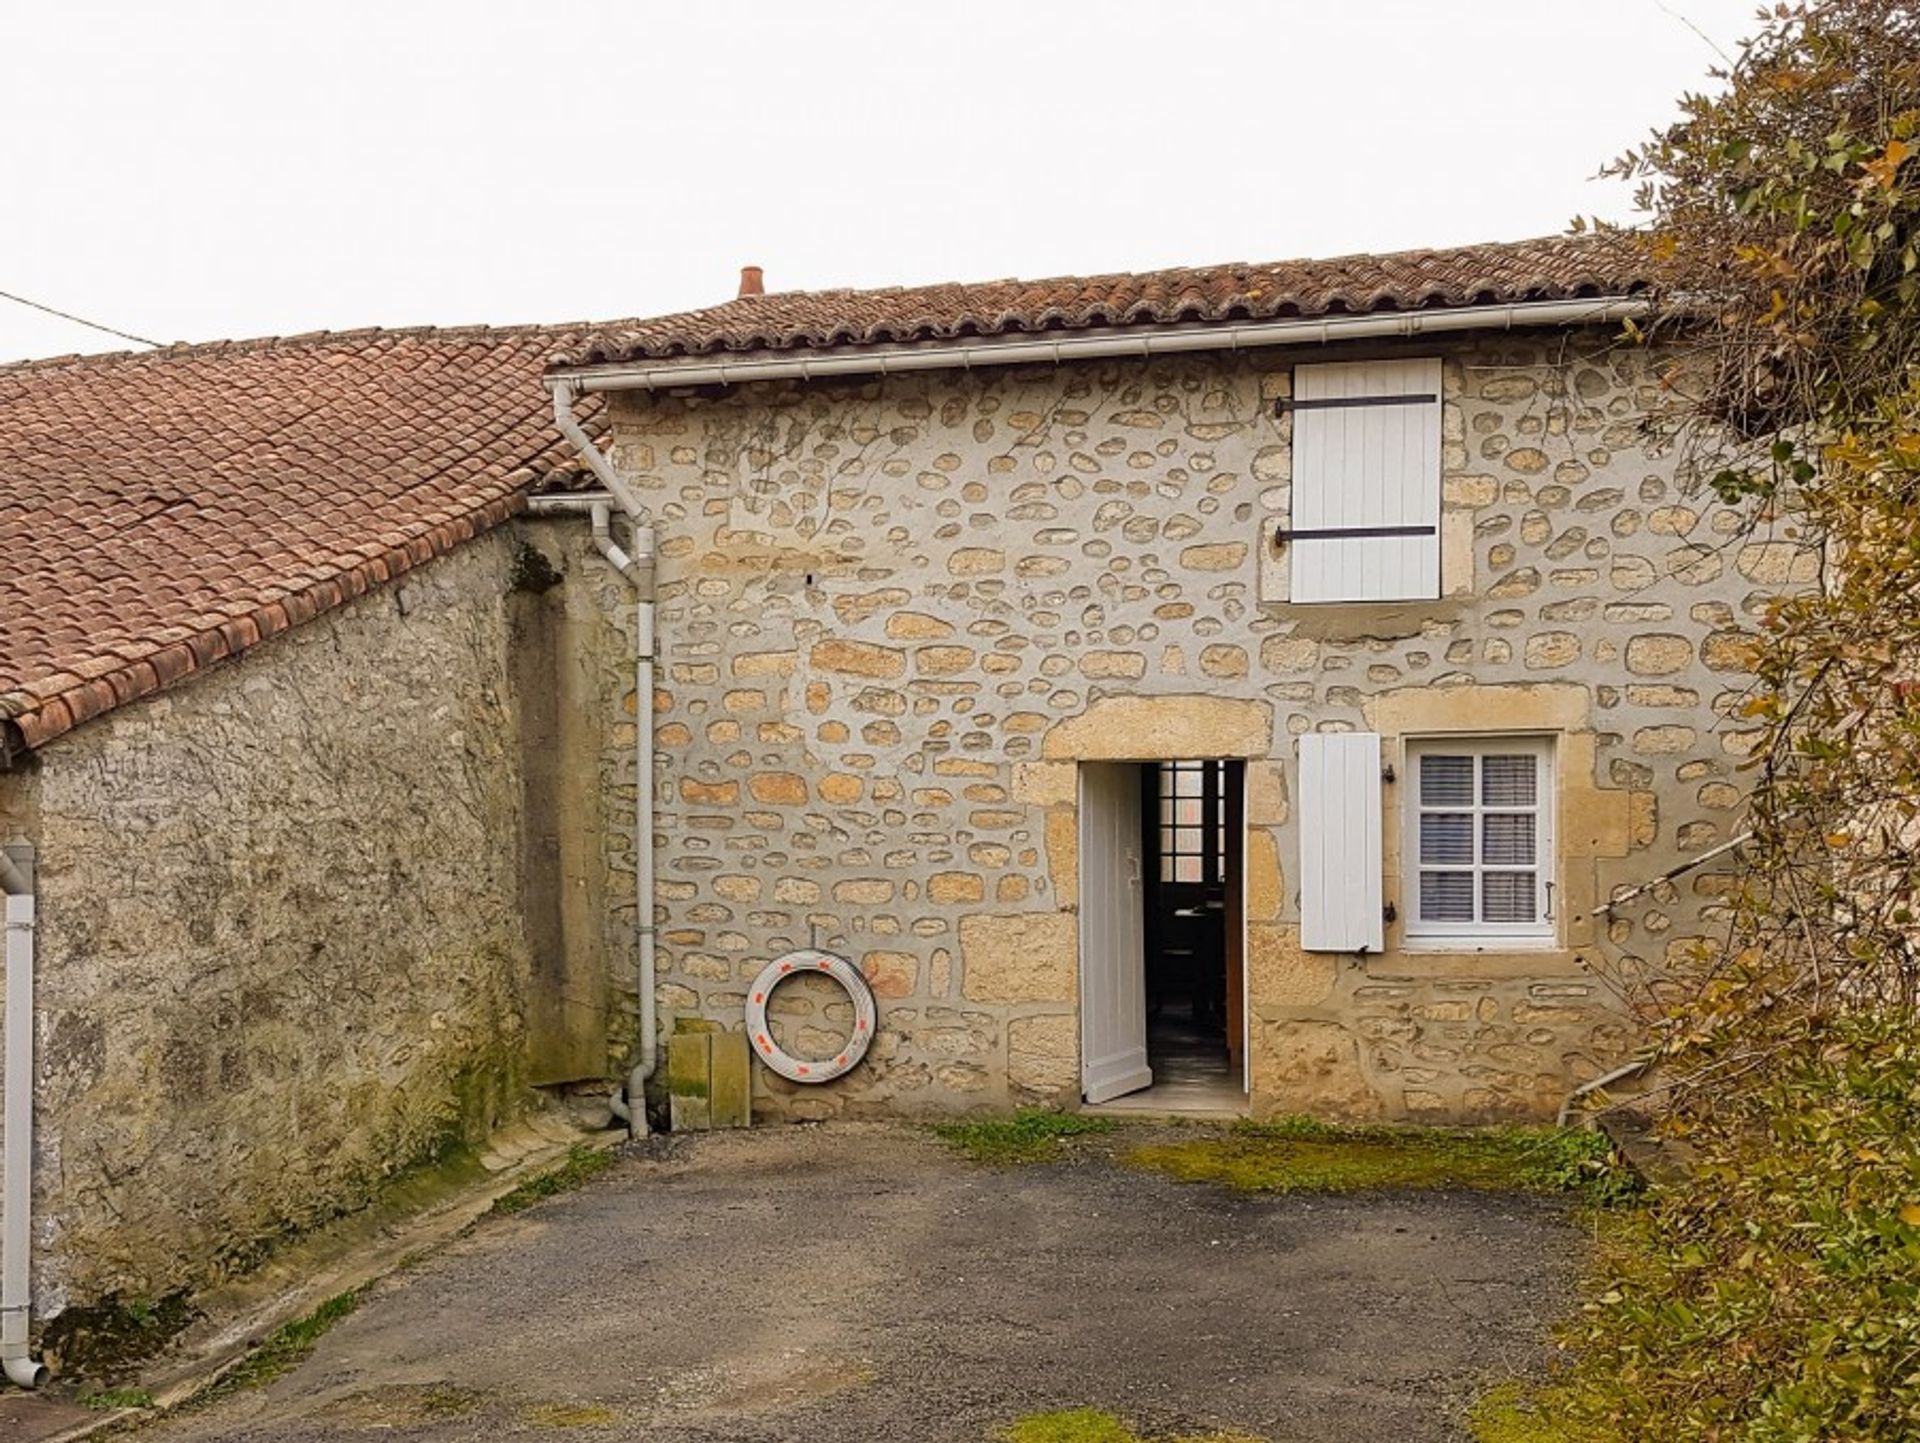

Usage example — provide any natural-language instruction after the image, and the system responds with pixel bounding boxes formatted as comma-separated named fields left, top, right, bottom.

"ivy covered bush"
left=1528, top=3, right=1920, bottom=1438
left=1543, top=1018, right=1920, bottom=1439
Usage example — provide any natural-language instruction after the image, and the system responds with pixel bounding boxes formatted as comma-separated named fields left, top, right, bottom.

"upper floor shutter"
left=1286, top=357, right=1442, bottom=603
left=1298, top=732, right=1385, bottom=953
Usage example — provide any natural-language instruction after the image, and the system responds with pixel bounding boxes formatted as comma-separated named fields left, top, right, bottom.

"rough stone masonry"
left=0, top=541, right=542, bottom=1320
left=535, top=332, right=1795, bottom=1125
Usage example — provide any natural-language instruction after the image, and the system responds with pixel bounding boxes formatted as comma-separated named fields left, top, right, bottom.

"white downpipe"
left=586, top=504, right=659, bottom=1134
left=1, top=840, right=47, bottom=1388
left=627, top=520, right=658, bottom=1129
left=551, top=297, right=1653, bottom=396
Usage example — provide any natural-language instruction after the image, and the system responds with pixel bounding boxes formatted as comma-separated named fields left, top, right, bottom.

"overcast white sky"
left=0, top=1, right=1758, bottom=363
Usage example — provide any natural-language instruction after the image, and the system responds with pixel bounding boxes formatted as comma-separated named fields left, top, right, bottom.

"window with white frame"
left=1402, top=736, right=1555, bottom=946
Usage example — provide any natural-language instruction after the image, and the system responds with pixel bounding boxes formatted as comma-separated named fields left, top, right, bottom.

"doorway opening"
left=1077, top=759, right=1246, bottom=1115
left=1142, top=760, right=1243, bottom=1105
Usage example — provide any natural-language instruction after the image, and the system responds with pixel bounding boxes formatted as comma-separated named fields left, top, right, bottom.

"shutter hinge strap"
left=1272, top=523, right=1437, bottom=548
left=1273, top=392, right=1438, bottom=416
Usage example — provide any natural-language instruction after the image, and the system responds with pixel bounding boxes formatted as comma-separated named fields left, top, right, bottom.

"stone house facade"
left=0, top=237, right=1788, bottom=1358
left=543, top=286, right=1776, bottom=1126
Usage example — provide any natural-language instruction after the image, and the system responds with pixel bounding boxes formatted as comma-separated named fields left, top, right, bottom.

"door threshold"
left=1083, top=1079, right=1248, bottom=1121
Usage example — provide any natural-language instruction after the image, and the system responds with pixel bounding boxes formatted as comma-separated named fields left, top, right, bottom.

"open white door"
left=1079, top=763, right=1152, bottom=1103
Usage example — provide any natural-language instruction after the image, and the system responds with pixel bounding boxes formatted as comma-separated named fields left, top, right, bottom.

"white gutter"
left=1, top=839, right=46, bottom=1388
left=549, top=296, right=1652, bottom=395
left=522, top=493, right=659, bottom=1136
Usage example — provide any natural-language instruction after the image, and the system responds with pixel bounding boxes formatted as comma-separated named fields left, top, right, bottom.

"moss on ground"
left=1466, top=1381, right=1600, bottom=1442
left=411, top=1385, right=490, bottom=1420
left=1125, top=1117, right=1637, bottom=1204
left=932, top=1109, right=1119, bottom=1164
left=312, top=1383, right=492, bottom=1427
left=80, top=1387, right=155, bottom=1411
left=489, top=1144, right=616, bottom=1216
left=40, top=1290, right=197, bottom=1379
left=1002, top=1408, right=1265, bottom=1442
left=523, top=1400, right=620, bottom=1427
left=200, top=1289, right=360, bottom=1399
left=1004, top=1410, right=1138, bottom=1443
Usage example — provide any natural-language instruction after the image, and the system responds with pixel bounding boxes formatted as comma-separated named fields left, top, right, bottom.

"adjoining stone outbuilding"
left=0, top=236, right=1792, bottom=1365
left=0, top=327, right=621, bottom=1363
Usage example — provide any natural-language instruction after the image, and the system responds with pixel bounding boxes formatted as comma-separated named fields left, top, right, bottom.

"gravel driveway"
left=133, top=1122, right=1579, bottom=1442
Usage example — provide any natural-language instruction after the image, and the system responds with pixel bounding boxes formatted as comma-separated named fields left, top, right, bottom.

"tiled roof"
left=0, top=236, right=1645, bottom=756
left=553, top=235, right=1647, bottom=369
left=0, top=326, right=601, bottom=755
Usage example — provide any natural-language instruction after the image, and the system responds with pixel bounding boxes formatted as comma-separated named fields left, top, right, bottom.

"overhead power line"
left=0, top=288, right=160, bottom=349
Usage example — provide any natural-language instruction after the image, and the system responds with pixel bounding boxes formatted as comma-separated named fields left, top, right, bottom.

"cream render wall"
left=587, top=333, right=1784, bottom=1123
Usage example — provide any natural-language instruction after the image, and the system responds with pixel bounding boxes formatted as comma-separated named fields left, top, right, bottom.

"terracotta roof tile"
left=1, top=236, right=1647, bottom=758
left=552, top=235, right=1647, bottom=369
left=0, top=326, right=601, bottom=755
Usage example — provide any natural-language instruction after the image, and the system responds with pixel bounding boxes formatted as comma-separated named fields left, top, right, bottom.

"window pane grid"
left=1158, top=761, right=1229, bottom=883
left=1407, top=744, right=1548, bottom=938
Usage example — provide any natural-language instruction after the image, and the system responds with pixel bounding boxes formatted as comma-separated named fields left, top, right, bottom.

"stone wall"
left=580, top=333, right=1783, bottom=1124
left=0, top=537, right=542, bottom=1320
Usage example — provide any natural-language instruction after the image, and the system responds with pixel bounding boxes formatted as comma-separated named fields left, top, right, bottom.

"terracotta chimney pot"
left=737, top=265, right=765, bottom=298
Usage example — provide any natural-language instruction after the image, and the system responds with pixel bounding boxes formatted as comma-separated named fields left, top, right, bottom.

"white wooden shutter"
left=1298, top=732, right=1385, bottom=952
left=1286, top=358, right=1442, bottom=603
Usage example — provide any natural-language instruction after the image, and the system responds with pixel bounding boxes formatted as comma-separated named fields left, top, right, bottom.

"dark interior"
left=1139, top=760, right=1242, bottom=1087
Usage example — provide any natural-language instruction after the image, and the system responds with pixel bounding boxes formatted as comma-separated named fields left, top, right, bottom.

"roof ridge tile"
left=547, top=233, right=1648, bottom=371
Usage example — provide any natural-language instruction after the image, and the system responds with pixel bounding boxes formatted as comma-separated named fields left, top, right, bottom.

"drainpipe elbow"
left=4, top=1352, right=48, bottom=1389
left=588, top=503, right=639, bottom=581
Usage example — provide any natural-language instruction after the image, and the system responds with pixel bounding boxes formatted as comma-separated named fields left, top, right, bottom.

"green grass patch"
left=202, top=1289, right=360, bottom=1399
left=1126, top=1117, right=1638, bottom=1204
left=80, top=1387, right=155, bottom=1411
left=932, top=1108, right=1119, bottom=1164
left=1466, top=1381, right=1598, bottom=1443
left=1002, top=1409, right=1265, bottom=1443
left=1004, top=1410, right=1138, bottom=1443
left=523, top=1400, right=620, bottom=1427
left=490, top=1144, right=616, bottom=1216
